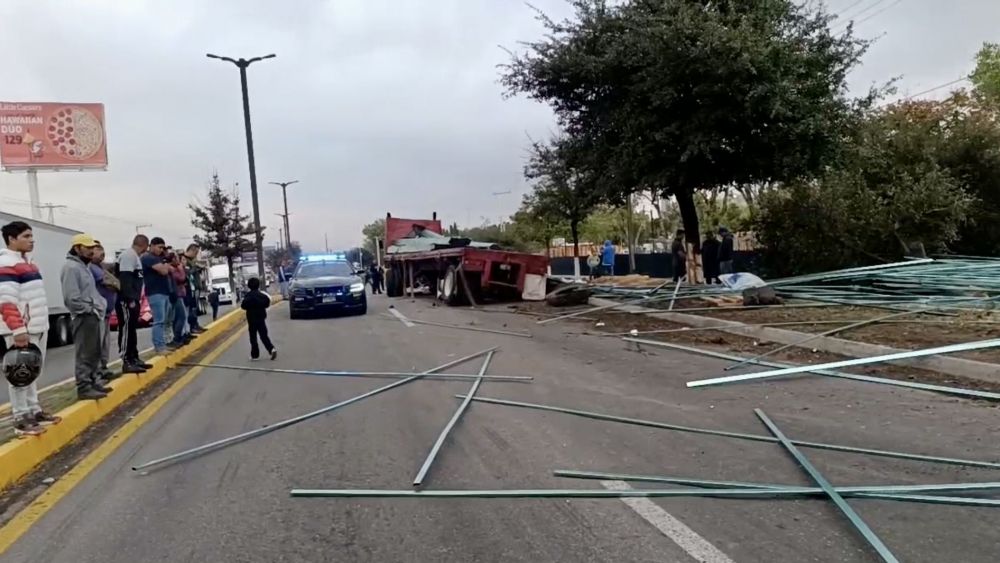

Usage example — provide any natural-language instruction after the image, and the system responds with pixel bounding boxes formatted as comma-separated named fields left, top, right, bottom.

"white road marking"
left=601, top=480, right=736, bottom=563
left=388, top=308, right=415, bottom=328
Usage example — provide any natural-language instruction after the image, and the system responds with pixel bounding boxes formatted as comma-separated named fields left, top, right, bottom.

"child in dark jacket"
left=240, top=277, right=276, bottom=361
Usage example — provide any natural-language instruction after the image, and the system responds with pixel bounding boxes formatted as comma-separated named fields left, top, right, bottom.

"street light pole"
left=207, top=52, right=276, bottom=280
left=269, top=180, right=298, bottom=248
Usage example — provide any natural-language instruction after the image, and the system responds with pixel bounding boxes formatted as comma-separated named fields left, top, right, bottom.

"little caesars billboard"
left=0, top=102, right=108, bottom=169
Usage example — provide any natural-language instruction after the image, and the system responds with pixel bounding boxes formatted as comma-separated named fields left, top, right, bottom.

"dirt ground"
left=506, top=299, right=1000, bottom=398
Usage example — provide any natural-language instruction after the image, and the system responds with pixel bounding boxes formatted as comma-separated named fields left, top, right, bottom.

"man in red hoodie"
left=0, top=221, right=62, bottom=436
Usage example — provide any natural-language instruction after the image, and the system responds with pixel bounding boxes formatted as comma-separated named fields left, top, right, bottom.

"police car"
left=288, top=254, right=368, bottom=319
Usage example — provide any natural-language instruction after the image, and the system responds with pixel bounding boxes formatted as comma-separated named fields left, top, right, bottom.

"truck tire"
left=386, top=265, right=404, bottom=297
left=441, top=265, right=465, bottom=306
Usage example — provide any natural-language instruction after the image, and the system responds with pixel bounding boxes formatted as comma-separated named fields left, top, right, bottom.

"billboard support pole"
left=26, top=169, right=41, bottom=220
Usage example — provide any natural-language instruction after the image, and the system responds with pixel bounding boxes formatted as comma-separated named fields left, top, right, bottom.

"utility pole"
left=269, top=180, right=297, bottom=248
left=207, top=52, right=276, bottom=281
left=324, top=233, right=329, bottom=253
left=38, top=203, right=66, bottom=225
left=277, top=227, right=284, bottom=250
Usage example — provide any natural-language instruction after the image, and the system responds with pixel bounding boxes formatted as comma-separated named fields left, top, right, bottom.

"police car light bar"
left=303, top=253, right=347, bottom=262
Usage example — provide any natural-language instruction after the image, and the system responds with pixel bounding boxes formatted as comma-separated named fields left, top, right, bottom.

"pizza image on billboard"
left=0, top=102, right=108, bottom=169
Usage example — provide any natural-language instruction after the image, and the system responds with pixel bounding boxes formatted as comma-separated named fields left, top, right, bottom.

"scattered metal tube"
left=667, top=279, right=683, bottom=311
left=409, top=318, right=532, bottom=338
left=754, top=409, right=899, bottom=563
left=622, top=338, right=1000, bottom=401
left=553, top=470, right=1000, bottom=506
left=412, top=351, right=494, bottom=487
left=687, top=338, right=1000, bottom=388
left=459, top=395, right=1000, bottom=470
left=178, top=362, right=533, bottom=383
left=290, top=487, right=886, bottom=499
left=131, top=347, right=498, bottom=472
left=723, top=309, right=922, bottom=371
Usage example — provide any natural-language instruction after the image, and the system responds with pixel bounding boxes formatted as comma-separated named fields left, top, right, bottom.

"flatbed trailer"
left=382, top=213, right=548, bottom=305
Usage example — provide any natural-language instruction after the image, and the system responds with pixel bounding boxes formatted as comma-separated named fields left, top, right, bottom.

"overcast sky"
left=0, top=0, right=997, bottom=252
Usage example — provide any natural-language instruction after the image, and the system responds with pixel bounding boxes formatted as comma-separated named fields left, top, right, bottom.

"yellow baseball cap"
left=70, top=234, right=98, bottom=248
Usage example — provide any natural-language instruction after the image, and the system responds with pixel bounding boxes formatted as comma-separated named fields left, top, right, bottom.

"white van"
left=209, top=264, right=234, bottom=304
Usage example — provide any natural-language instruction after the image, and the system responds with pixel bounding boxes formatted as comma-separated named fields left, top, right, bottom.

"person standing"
left=89, top=242, right=121, bottom=381
left=0, top=221, right=62, bottom=435
left=671, top=230, right=687, bottom=283
left=116, top=235, right=150, bottom=374
left=142, top=237, right=173, bottom=355
left=183, top=244, right=206, bottom=335
left=208, top=288, right=220, bottom=321
left=700, top=231, right=721, bottom=285
left=368, top=264, right=383, bottom=295
left=240, top=277, right=277, bottom=361
left=61, top=234, right=109, bottom=400
left=600, top=240, right=615, bottom=277
left=718, top=227, right=735, bottom=275
left=278, top=259, right=292, bottom=298
left=167, top=251, right=191, bottom=348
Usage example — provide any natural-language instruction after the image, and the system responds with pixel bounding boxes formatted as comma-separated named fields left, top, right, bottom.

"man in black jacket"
left=718, top=227, right=735, bottom=275
left=241, top=277, right=277, bottom=361
left=115, top=235, right=151, bottom=374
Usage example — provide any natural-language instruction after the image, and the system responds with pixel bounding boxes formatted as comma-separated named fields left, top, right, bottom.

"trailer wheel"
left=441, top=265, right=466, bottom=306
left=386, top=264, right=404, bottom=297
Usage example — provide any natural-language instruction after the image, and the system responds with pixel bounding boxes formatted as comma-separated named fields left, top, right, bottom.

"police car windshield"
left=296, top=261, right=353, bottom=278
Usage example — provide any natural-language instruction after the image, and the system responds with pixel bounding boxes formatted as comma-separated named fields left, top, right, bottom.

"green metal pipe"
left=289, top=487, right=889, bottom=499
left=460, top=395, right=1000, bottom=470
left=553, top=470, right=1000, bottom=505
left=130, top=347, right=499, bottom=472
left=624, top=338, right=1000, bottom=402
left=755, top=409, right=899, bottom=563
left=179, top=362, right=533, bottom=382
left=687, top=338, right=1000, bottom=388
left=412, top=351, right=494, bottom=487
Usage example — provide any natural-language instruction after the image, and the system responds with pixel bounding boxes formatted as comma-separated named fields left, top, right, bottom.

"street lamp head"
left=247, top=54, right=277, bottom=65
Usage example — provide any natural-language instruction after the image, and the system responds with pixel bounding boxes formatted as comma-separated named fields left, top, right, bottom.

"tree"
left=361, top=218, right=386, bottom=254
left=971, top=42, right=1000, bottom=107
left=502, top=0, right=874, bottom=250
left=755, top=102, right=975, bottom=275
left=265, top=242, right=302, bottom=275
left=524, top=135, right=602, bottom=258
left=190, top=173, right=256, bottom=289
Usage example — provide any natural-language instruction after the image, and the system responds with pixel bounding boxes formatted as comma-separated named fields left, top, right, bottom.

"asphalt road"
left=0, top=306, right=232, bottom=406
left=3, top=294, right=999, bottom=562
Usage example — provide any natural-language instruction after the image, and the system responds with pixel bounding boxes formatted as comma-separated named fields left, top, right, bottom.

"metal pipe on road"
left=623, top=338, right=1000, bottom=401
left=178, top=362, right=533, bottom=383
left=132, top=347, right=498, bottom=472
left=554, top=470, right=1000, bottom=506
left=412, top=351, right=494, bottom=487
left=754, top=409, right=899, bottom=563
left=409, top=318, right=532, bottom=338
left=459, top=395, right=1000, bottom=470
left=687, top=338, right=1000, bottom=388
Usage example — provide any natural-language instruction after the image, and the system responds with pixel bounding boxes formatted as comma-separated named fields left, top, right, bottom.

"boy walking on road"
left=240, top=277, right=276, bottom=361
left=1, top=221, right=62, bottom=436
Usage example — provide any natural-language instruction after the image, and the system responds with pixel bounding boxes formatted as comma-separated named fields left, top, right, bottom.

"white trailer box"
left=0, top=211, right=79, bottom=347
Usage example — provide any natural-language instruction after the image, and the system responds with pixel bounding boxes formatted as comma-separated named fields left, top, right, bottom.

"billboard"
left=0, top=102, right=108, bottom=169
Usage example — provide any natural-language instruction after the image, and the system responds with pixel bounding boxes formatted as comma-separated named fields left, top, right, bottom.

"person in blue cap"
left=600, top=240, right=615, bottom=277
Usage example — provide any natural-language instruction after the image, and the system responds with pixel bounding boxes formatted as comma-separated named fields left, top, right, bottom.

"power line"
left=850, top=0, right=905, bottom=26
left=902, top=77, right=970, bottom=101
left=834, top=0, right=868, bottom=16
left=841, top=0, right=890, bottom=21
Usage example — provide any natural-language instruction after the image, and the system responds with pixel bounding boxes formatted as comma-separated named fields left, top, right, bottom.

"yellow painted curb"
left=0, top=299, right=268, bottom=492
left=0, top=327, right=246, bottom=555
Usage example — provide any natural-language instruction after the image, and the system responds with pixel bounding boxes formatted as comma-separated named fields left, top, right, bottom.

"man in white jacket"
left=0, top=221, right=62, bottom=436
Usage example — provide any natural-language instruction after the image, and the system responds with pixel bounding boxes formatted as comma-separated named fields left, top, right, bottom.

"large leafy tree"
left=971, top=42, right=1000, bottom=107
left=524, top=136, right=602, bottom=257
left=190, top=173, right=256, bottom=288
left=361, top=218, right=386, bottom=255
left=502, top=0, right=872, bottom=249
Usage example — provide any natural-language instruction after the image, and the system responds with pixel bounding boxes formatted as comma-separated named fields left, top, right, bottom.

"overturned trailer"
left=382, top=213, right=548, bottom=305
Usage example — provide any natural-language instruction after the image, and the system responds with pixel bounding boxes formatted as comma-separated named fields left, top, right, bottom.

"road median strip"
left=0, top=305, right=250, bottom=492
